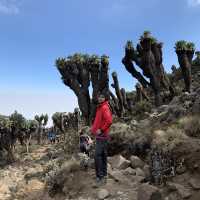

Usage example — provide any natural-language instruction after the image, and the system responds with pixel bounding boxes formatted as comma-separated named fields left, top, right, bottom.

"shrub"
left=152, top=127, right=188, bottom=152
left=178, top=115, right=200, bottom=138
left=134, top=100, right=152, bottom=117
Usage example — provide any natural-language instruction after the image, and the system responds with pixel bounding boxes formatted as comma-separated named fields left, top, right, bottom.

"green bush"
left=134, top=100, right=152, bottom=117
left=178, top=116, right=200, bottom=138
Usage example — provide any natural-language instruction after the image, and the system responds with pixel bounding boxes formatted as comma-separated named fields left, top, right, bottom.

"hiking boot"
left=101, top=176, right=107, bottom=185
left=92, top=177, right=104, bottom=188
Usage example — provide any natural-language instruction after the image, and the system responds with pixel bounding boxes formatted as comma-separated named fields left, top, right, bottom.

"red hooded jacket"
left=91, top=101, right=112, bottom=140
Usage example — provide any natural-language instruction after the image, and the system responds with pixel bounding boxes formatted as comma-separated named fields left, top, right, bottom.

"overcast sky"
left=0, top=0, right=200, bottom=125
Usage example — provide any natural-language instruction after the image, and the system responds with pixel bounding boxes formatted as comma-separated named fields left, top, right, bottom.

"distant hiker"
left=79, top=130, right=93, bottom=156
left=91, top=93, right=113, bottom=186
left=48, top=129, right=56, bottom=144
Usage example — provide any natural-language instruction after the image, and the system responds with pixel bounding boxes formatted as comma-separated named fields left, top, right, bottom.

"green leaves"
left=55, top=58, right=66, bottom=70
left=34, top=114, right=48, bottom=126
left=143, top=30, right=151, bottom=37
left=175, top=40, right=195, bottom=51
left=10, top=111, right=26, bottom=130
left=125, top=40, right=134, bottom=50
left=0, top=112, right=39, bottom=133
left=101, top=54, right=109, bottom=66
left=187, top=42, right=195, bottom=51
left=139, top=31, right=157, bottom=44
left=0, top=116, right=12, bottom=130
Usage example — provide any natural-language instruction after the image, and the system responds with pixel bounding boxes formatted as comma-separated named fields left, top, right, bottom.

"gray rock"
left=107, top=163, right=113, bottom=175
left=176, top=165, right=186, bottom=175
left=157, top=105, right=169, bottom=113
left=192, top=98, right=200, bottom=114
left=164, top=192, right=180, bottom=200
left=137, top=183, right=162, bottom=200
left=132, top=175, right=145, bottom=183
left=143, top=164, right=151, bottom=178
left=130, top=120, right=139, bottom=126
left=130, top=155, right=144, bottom=169
left=167, top=182, right=192, bottom=199
left=109, top=170, right=129, bottom=184
left=97, top=189, right=110, bottom=199
left=135, top=168, right=145, bottom=177
left=108, top=155, right=130, bottom=170
left=189, top=178, right=200, bottom=190
left=121, top=167, right=136, bottom=176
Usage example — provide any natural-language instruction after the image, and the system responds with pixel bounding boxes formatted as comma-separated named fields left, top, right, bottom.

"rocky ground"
left=0, top=123, right=200, bottom=200
left=0, top=67, right=200, bottom=200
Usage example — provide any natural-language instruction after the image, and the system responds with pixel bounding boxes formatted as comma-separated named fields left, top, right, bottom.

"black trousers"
left=95, top=140, right=107, bottom=179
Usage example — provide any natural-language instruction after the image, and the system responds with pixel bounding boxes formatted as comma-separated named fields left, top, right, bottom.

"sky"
left=0, top=0, right=200, bottom=125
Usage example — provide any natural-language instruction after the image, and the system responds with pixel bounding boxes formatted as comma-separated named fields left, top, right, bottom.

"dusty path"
left=0, top=144, right=138, bottom=200
left=1, top=139, right=200, bottom=200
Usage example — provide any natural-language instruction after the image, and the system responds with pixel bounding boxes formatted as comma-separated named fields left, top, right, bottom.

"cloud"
left=0, top=0, right=19, bottom=15
left=187, top=0, right=200, bottom=7
left=0, top=92, right=78, bottom=126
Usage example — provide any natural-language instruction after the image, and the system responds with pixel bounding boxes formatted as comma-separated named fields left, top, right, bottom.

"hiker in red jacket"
left=91, top=93, right=112, bottom=186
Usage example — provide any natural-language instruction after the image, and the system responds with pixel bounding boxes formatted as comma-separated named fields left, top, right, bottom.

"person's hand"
left=96, top=129, right=102, bottom=135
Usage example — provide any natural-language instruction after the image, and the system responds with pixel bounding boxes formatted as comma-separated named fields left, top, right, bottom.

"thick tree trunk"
left=120, top=88, right=128, bottom=109
left=122, top=56, right=150, bottom=88
left=109, top=90, right=120, bottom=116
left=176, top=50, right=193, bottom=93
left=99, top=57, right=110, bottom=99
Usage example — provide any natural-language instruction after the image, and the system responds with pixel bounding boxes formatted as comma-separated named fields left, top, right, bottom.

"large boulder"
left=137, top=183, right=162, bottom=200
left=135, top=168, right=145, bottom=177
left=121, top=167, right=136, bottom=176
left=167, top=182, right=192, bottom=199
left=97, top=189, right=110, bottom=199
left=188, top=178, right=200, bottom=190
left=143, top=164, right=151, bottom=178
left=109, top=170, right=129, bottom=184
left=130, top=155, right=145, bottom=169
left=108, top=155, right=130, bottom=170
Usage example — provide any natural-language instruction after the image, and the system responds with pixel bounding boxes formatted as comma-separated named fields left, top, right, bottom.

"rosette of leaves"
left=52, top=112, right=63, bottom=131
left=140, top=31, right=157, bottom=44
left=101, top=54, right=109, bottom=66
left=192, top=51, right=200, bottom=65
left=0, top=116, right=12, bottom=130
left=10, top=111, right=26, bottom=130
left=35, top=114, right=48, bottom=126
left=89, top=55, right=100, bottom=67
left=186, top=42, right=195, bottom=51
left=175, top=40, right=187, bottom=51
left=27, top=120, right=38, bottom=132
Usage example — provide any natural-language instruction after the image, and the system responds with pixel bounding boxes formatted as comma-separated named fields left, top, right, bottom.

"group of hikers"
left=79, top=93, right=113, bottom=187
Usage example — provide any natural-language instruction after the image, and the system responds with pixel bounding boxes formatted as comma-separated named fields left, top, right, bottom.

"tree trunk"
left=120, top=88, right=128, bottom=109
left=122, top=56, right=150, bottom=88
left=111, top=72, right=125, bottom=116
left=176, top=50, right=193, bottom=93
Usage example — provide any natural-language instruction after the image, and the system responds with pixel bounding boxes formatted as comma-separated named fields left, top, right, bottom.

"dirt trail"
left=0, top=144, right=138, bottom=200
left=1, top=138, right=200, bottom=200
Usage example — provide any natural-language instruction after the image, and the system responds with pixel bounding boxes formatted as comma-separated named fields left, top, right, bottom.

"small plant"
left=186, top=42, right=195, bottom=51
left=143, top=30, right=151, bottom=38
left=125, top=40, right=134, bottom=50
left=175, top=41, right=195, bottom=51
left=134, top=100, right=152, bottom=117
left=153, top=127, right=187, bottom=152
left=101, top=54, right=109, bottom=66
left=175, top=40, right=187, bottom=51
left=178, top=116, right=200, bottom=138
left=193, top=51, right=200, bottom=65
